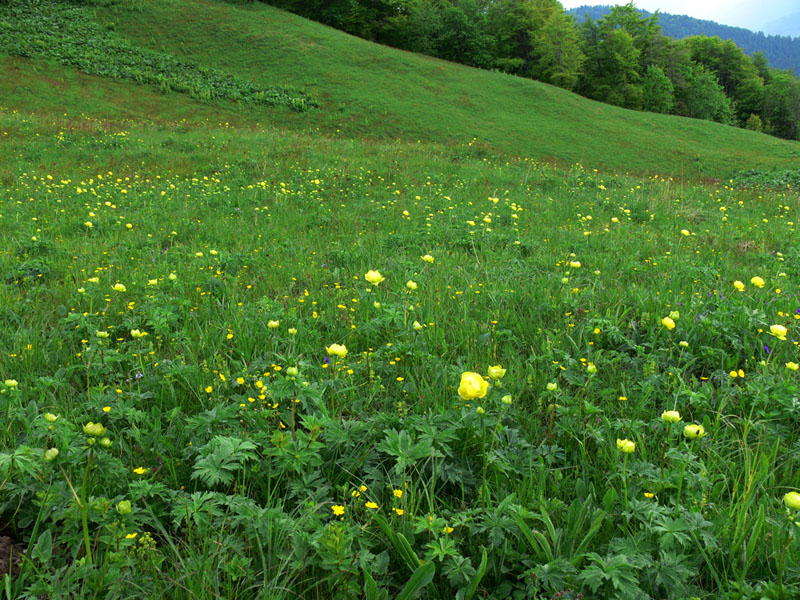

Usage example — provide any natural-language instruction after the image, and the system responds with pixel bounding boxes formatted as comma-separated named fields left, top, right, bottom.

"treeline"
left=569, top=5, right=800, bottom=74
left=263, top=0, right=800, bottom=140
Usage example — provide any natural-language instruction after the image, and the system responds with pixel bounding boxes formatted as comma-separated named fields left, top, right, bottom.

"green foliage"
left=642, top=65, right=674, bottom=113
left=0, top=0, right=314, bottom=110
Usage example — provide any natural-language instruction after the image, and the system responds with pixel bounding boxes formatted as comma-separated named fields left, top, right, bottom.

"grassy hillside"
left=1, top=0, right=798, bottom=178
left=4, top=2, right=800, bottom=598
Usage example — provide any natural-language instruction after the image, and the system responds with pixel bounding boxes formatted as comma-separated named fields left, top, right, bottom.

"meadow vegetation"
left=1, top=0, right=800, bottom=599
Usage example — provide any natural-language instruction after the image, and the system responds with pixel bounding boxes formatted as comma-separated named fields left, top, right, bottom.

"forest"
left=264, top=0, right=800, bottom=141
left=569, top=5, right=800, bottom=75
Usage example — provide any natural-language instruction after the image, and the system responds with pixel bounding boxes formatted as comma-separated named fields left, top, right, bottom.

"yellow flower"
left=326, top=343, right=348, bottom=358
left=784, top=492, right=800, bottom=511
left=457, top=372, right=489, bottom=400
left=112, top=283, right=126, bottom=293
left=205, top=386, right=213, bottom=393
left=661, top=316, right=675, bottom=331
left=365, top=270, right=385, bottom=285
left=393, top=508, right=404, bottom=516
left=421, top=254, right=434, bottom=263
left=751, top=276, right=765, bottom=288
left=616, top=438, right=635, bottom=453
left=569, top=261, right=581, bottom=268
left=393, top=489, right=403, bottom=498
left=133, top=466, right=148, bottom=475
left=130, top=329, right=147, bottom=339
left=4, top=379, right=19, bottom=388
left=44, top=413, right=59, bottom=422
left=501, top=394, right=512, bottom=405
left=84, top=221, right=93, bottom=228
left=413, top=321, right=424, bottom=331
left=331, top=505, right=345, bottom=516
left=125, top=533, right=138, bottom=540
left=769, top=324, right=788, bottom=341
left=365, top=501, right=378, bottom=509
left=406, top=280, right=418, bottom=291
left=680, top=229, right=690, bottom=236
left=644, top=492, right=655, bottom=499
left=679, top=341, right=689, bottom=348
left=87, top=277, right=99, bottom=283
left=661, top=410, right=681, bottom=423
left=148, top=279, right=158, bottom=286
left=288, top=328, right=297, bottom=335
left=487, top=365, right=506, bottom=380
left=683, top=424, right=705, bottom=439
left=546, top=382, right=558, bottom=391
left=786, top=362, right=799, bottom=371
left=733, top=280, right=745, bottom=292
left=267, top=320, right=280, bottom=329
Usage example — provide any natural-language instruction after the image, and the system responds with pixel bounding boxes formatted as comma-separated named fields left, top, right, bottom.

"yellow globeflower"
left=683, top=424, right=705, bottom=439
left=616, top=438, right=635, bottom=453
left=661, top=317, right=676, bottom=331
left=661, top=410, right=681, bottom=423
left=112, top=283, right=126, bottom=293
left=406, top=280, right=418, bottom=291
left=769, top=324, right=788, bottom=341
left=421, top=254, right=434, bottom=264
left=326, top=343, right=348, bottom=358
left=751, top=276, right=765, bottom=288
left=786, top=362, right=799, bottom=371
left=487, top=365, right=506, bottom=380
left=365, top=270, right=385, bottom=285
left=267, top=320, right=280, bottom=329
left=458, top=372, right=489, bottom=400
left=784, top=492, right=800, bottom=511
left=733, top=280, right=745, bottom=292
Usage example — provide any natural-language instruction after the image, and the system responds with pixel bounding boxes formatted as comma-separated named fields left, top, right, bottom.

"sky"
left=559, top=0, right=798, bottom=32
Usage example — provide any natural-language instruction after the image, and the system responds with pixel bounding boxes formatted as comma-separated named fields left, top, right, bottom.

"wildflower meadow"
left=1, top=110, right=799, bottom=599
left=1, top=1, right=800, bottom=598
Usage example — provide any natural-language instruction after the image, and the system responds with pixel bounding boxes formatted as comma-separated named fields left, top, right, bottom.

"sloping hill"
left=1, top=0, right=798, bottom=178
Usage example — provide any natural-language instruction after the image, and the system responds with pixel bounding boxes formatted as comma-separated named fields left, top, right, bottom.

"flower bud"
left=44, top=413, right=59, bottom=423
left=83, top=422, right=107, bottom=437
left=44, top=448, right=59, bottom=461
left=616, top=438, right=635, bottom=453
left=661, top=410, right=681, bottom=423
left=99, top=437, right=112, bottom=448
left=476, top=406, right=485, bottom=415
left=286, top=366, right=298, bottom=378
left=116, top=500, right=132, bottom=515
left=784, top=491, right=800, bottom=511
left=683, top=424, right=705, bottom=439
left=501, top=395, right=512, bottom=405
left=546, top=382, right=558, bottom=391
left=487, top=365, right=506, bottom=380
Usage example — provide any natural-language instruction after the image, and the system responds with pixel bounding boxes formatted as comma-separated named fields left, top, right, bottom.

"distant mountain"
left=761, top=12, right=800, bottom=38
left=567, top=5, right=800, bottom=74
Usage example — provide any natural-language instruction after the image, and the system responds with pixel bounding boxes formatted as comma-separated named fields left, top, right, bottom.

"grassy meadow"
left=2, top=1, right=800, bottom=599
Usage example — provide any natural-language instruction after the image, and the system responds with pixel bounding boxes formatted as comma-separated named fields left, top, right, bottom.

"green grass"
left=0, top=0, right=798, bottom=178
left=3, top=1, right=800, bottom=598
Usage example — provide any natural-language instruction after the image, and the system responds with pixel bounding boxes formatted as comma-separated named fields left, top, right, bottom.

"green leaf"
left=30, top=529, right=52, bottom=564
left=396, top=561, right=435, bottom=600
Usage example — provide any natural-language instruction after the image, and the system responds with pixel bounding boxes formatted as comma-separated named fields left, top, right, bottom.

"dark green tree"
left=641, top=65, right=674, bottom=113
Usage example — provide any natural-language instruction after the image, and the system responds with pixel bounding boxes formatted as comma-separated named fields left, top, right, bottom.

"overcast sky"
left=559, top=0, right=797, bottom=31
